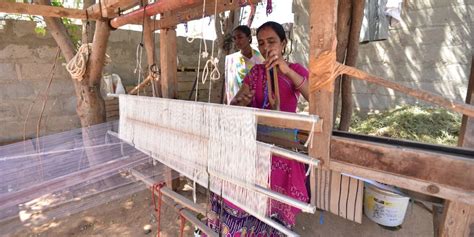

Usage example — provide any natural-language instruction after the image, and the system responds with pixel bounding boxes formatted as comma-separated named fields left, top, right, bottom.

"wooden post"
left=143, top=14, right=161, bottom=97
left=160, top=19, right=178, bottom=99
left=308, top=0, right=338, bottom=209
left=439, top=201, right=473, bottom=237
left=438, top=56, right=474, bottom=237
left=160, top=13, right=179, bottom=189
left=459, top=55, right=474, bottom=147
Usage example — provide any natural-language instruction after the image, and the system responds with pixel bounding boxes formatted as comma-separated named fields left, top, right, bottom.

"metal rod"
left=258, top=141, right=320, bottom=167
left=208, top=169, right=315, bottom=214
left=254, top=184, right=316, bottom=213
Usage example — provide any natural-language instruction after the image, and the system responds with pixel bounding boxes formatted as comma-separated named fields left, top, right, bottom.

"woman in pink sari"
left=208, top=21, right=310, bottom=236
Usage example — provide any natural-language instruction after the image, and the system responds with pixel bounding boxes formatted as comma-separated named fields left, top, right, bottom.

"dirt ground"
left=7, top=182, right=434, bottom=237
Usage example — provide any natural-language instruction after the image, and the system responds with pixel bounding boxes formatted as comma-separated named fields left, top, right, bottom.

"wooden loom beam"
left=86, top=0, right=138, bottom=19
left=109, top=0, right=203, bottom=29
left=0, top=1, right=102, bottom=20
left=329, top=136, right=474, bottom=204
left=150, top=0, right=261, bottom=31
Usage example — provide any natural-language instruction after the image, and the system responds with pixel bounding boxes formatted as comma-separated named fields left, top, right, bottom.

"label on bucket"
left=364, top=184, right=410, bottom=227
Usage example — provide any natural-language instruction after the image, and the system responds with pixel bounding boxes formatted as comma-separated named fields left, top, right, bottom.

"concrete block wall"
left=0, top=20, right=222, bottom=144
left=292, top=0, right=473, bottom=113
left=0, top=20, right=79, bottom=144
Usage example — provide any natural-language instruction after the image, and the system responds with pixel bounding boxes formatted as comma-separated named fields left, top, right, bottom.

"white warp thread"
left=118, top=95, right=270, bottom=216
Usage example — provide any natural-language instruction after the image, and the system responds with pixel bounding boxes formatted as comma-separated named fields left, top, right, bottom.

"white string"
left=304, top=115, right=318, bottom=148
left=192, top=0, right=209, bottom=102
left=66, top=44, right=91, bottom=81
left=134, top=44, right=144, bottom=96
left=118, top=95, right=271, bottom=217
left=205, top=0, right=221, bottom=102
left=305, top=163, right=313, bottom=176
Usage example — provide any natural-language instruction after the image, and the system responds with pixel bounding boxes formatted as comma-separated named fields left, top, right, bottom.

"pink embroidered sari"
left=244, top=63, right=309, bottom=227
left=207, top=63, right=309, bottom=236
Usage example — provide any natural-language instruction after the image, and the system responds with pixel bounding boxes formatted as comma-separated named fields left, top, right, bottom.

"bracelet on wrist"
left=295, top=76, right=307, bottom=90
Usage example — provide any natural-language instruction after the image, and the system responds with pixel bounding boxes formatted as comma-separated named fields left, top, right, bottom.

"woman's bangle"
left=295, top=76, right=307, bottom=90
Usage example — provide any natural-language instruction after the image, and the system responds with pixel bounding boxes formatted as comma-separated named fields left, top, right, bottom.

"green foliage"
left=349, top=105, right=462, bottom=146
left=1, top=0, right=82, bottom=45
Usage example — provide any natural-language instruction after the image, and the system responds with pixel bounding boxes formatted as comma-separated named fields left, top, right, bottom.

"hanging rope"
left=203, top=0, right=221, bottom=102
left=65, top=44, right=91, bottom=81
left=134, top=2, right=148, bottom=96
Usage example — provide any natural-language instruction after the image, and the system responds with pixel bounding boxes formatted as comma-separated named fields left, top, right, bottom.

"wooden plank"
left=329, top=171, right=341, bottom=214
left=438, top=201, right=474, bottom=237
left=0, top=1, right=101, bottom=20
left=87, top=0, right=138, bottom=19
left=330, top=160, right=474, bottom=205
left=257, top=116, right=322, bottom=132
left=338, top=175, right=350, bottom=217
left=110, top=0, right=203, bottom=29
left=353, top=178, right=364, bottom=223
left=330, top=136, right=474, bottom=191
left=151, top=0, right=260, bottom=31
left=346, top=177, right=359, bottom=222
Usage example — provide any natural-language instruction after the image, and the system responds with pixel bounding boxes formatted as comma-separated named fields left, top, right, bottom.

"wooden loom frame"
left=1, top=0, right=473, bottom=236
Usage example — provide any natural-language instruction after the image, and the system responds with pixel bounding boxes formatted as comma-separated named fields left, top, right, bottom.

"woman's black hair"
left=233, top=25, right=252, bottom=43
left=256, top=21, right=287, bottom=43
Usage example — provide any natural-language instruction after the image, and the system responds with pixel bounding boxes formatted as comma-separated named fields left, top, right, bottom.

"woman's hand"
left=230, top=84, right=255, bottom=106
left=264, top=48, right=291, bottom=75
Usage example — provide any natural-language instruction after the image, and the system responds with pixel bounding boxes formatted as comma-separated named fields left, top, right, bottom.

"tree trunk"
left=334, top=0, right=352, bottom=124
left=338, top=0, right=365, bottom=131
left=35, top=0, right=110, bottom=127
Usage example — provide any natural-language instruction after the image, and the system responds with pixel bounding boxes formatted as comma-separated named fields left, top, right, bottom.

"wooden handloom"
left=1, top=0, right=473, bottom=236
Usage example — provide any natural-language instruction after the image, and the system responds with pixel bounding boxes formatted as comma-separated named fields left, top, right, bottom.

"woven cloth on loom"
left=118, top=95, right=271, bottom=217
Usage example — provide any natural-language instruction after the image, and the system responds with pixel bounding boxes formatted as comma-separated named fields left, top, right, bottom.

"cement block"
left=403, top=5, right=470, bottom=28
left=0, top=82, right=35, bottom=100
left=44, top=115, right=81, bottom=134
left=0, top=63, right=17, bottom=82
left=15, top=97, right=65, bottom=117
left=0, top=45, right=31, bottom=61
left=406, top=0, right=465, bottom=11
left=0, top=103, right=18, bottom=120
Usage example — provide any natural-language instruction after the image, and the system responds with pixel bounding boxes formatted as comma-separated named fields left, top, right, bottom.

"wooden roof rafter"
left=0, top=1, right=102, bottom=20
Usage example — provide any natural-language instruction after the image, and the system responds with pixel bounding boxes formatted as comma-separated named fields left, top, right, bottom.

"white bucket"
left=364, top=182, right=410, bottom=227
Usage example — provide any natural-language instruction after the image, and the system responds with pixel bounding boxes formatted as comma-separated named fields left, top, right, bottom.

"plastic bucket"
left=364, top=182, right=410, bottom=227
